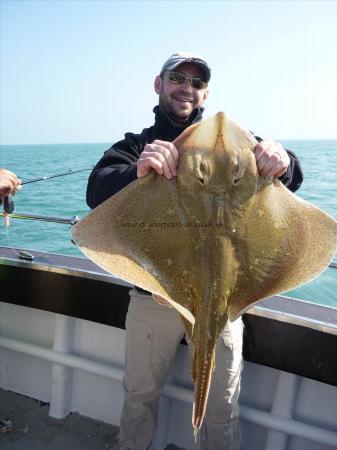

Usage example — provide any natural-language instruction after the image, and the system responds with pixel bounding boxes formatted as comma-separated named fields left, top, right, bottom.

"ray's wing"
left=72, top=171, right=198, bottom=324
left=227, top=180, right=337, bottom=320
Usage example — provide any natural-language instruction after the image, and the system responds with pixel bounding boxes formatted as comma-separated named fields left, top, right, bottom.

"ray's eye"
left=195, top=159, right=210, bottom=185
left=232, top=160, right=242, bottom=185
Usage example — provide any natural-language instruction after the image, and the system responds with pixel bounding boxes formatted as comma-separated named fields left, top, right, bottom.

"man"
left=87, top=52, right=303, bottom=450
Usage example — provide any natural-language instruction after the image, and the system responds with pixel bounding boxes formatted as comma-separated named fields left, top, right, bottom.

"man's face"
left=154, top=63, right=209, bottom=122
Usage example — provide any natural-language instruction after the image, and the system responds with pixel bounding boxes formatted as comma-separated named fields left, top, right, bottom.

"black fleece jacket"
left=87, top=106, right=303, bottom=209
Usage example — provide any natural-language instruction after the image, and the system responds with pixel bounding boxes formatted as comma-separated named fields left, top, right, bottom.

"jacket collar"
left=153, top=105, right=204, bottom=138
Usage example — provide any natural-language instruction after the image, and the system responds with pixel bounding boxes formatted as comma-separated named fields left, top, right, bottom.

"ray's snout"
left=176, top=111, right=258, bottom=197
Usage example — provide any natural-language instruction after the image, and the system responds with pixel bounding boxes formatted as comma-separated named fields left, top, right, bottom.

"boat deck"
left=0, top=388, right=184, bottom=450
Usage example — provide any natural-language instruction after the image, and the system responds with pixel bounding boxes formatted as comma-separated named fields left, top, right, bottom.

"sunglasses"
left=166, top=71, right=208, bottom=90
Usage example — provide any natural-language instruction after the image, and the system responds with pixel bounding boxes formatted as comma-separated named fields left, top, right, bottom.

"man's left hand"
left=254, top=140, right=290, bottom=178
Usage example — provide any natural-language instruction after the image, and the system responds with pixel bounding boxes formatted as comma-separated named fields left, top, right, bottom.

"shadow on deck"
left=0, top=389, right=184, bottom=450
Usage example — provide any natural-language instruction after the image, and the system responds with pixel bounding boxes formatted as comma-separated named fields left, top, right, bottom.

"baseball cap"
left=160, top=52, right=211, bottom=83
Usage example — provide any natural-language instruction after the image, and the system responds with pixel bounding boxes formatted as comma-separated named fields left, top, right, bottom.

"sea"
left=1, top=140, right=336, bottom=308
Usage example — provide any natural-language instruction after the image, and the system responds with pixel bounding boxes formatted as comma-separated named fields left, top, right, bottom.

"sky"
left=1, top=0, right=337, bottom=145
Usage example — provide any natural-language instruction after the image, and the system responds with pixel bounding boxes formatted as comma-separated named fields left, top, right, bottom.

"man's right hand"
left=137, top=140, right=179, bottom=179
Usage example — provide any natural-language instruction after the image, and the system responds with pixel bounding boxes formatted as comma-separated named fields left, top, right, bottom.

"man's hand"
left=0, top=168, right=22, bottom=197
left=254, top=140, right=290, bottom=178
left=137, top=140, right=179, bottom=179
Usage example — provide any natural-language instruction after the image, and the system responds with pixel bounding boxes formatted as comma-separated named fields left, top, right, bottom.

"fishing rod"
left=0, top=211, right=79, bottom=225
left=20, top=167, right=93, bottom=185
left=1, top=166, right=94, bottom=216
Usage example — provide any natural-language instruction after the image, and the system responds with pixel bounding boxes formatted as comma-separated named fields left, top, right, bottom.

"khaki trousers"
left=117, top=289, right=243, bottom=450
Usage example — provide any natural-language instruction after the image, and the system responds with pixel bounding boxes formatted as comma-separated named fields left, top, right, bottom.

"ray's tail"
left=191, top=348, right=216, bottom=437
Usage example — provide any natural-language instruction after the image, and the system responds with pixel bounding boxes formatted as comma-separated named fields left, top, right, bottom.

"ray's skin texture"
left=72, top=112, right=337, bottom=434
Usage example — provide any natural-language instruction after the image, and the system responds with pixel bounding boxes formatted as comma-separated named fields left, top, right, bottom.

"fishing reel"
left=2, top=195, right=15, bottom=214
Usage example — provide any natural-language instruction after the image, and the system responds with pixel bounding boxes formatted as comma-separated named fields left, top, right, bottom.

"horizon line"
left=2, top=137, right=337, bottom=146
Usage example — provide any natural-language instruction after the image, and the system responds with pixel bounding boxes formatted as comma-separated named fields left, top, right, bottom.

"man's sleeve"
left=86, top=137, right=140, bottom=209
left=278, top=149, right=303, bottom=193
